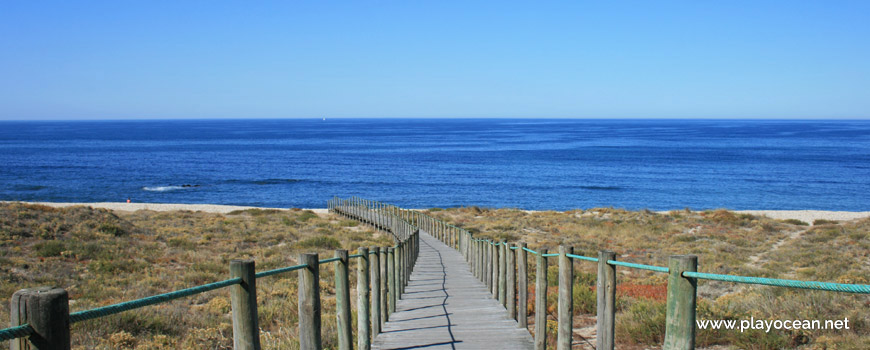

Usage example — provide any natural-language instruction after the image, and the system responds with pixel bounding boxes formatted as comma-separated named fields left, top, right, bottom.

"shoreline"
left=5, top=201, right=870, bottom=222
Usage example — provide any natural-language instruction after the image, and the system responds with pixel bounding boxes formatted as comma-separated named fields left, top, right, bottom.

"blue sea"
left=1, top=119, right=869, bottom=211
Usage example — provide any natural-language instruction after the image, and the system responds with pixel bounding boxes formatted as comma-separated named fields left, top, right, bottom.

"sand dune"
left=6, top=201, right=869, bottom=223
left=5, top=201, right=328, bottom=214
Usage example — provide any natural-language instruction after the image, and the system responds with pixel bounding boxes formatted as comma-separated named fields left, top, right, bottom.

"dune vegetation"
left=425, top=206, right=869, bottom=350
left=0, top=203, right=391, bottom=349
left=1, top=202, right=867, bottom=349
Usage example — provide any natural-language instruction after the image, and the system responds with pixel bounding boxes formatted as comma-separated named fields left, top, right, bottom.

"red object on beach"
left=126, top=198, right=131, bottom=203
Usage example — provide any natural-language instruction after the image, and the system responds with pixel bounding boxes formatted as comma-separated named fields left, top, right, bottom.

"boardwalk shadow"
left=387, top=235, right=459, bottom=350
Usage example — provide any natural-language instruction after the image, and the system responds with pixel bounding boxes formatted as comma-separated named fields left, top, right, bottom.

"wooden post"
left=557, top=246, right=574, bottom=350
left=664, top=255, right=698, bottom=350
left=534, top=248, right=548, bottom=350
left=10, top=287, right=70, bottom=350
left=397, top=242, right=405, bottom=297
left=380, top=247, right=388, bottom=323
left=499, top=241, right=507, bottom=306
left=298, top=253, right=322, bottom=350
left=507, top=243, right=517, bottom=320
left=335, top=250, right=352, bottom=350
left=387, top=248, right=396, bottom=315
left=358, top=248, right=371, bottom=350
left=518, top=243, right=529, bottom=329
left=596, top=251, right=617, bottom=350
left=231, top=260, right=261, bottom=350
left=490, top=242, right=498, bottom=296
left=371, top=247, right=381, bottom=336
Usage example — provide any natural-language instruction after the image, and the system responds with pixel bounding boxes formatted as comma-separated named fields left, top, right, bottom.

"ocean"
left=1, top=119, right=868, bottom=211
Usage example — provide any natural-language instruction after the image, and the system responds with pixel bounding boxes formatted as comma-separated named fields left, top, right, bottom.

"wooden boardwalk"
left=372, top=231, right=534, bottom=350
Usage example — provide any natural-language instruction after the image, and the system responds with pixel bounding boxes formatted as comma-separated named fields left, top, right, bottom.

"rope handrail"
left=683, top=271, right=870, bottom=294
left=318, top=257, right=342, bottom=264
left=0, top=324, right=34, bottom=342
left=542, top=253, right=559, bottom=257
left=349, top=254, right=364, bottom=258
left=522, top=247, right=539, bottom=255
left=256, top=263, right=308, bottom=278
left=606, top=260, right=669, bottom=273
left=69, top=277, right=242, bottom=323
left=566, top=253, right=598, bottom=262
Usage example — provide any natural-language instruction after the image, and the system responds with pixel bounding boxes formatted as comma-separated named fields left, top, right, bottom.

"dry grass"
left=0, top=203, right=391, bottom=349
left=426, top=206, right=869, bottom=350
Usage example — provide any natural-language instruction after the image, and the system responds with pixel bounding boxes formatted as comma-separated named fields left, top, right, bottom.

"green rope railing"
left=69, top=277, right=242, bottom=323
left=318, top=257, right=342, bottom=264
left=683, top=271, right=870, bottom=294
left=522, top=247, right=539, bottom=255
left=542, top=253, right=559, bottom=257
left=0, top=324, right=33, bottom=342
left=566, top=253, right=598, bottom=262
left=349, top=254, right=364, bottom=258
left=606, top=260, right=669, bottom=273
left=255, top=263, right=308, bottom=279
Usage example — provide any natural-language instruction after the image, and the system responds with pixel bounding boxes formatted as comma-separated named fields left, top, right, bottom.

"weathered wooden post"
left=299, top=253, right=322, bottom=350
left=379, top=247, right=388, bottom=323
left=664, top=255, right=698, bottom=350
left=335, top=250, right=352, bottom=350
left=499, top=241, right=507, bottom=306
left=358, top=248, right=371, bottom=350
left=370, top=247, right=381, bottom=335
left=534, top=248, right=548, bottom=350
left=387, top=248, right=396, bottom=315
left=490, top=242, right=497, bottom=296
left=557, top=246, right=574, bottom=350
left=231, top=260, right=261, bottom=350
left=596, top=251, right=617, bottom=350
left=397, top=242, right=405, bottom=296
left=507, top=244, right=517, bottom=320
left=518, top=243, right=529, bottom=329
left=11, top=287, right=70, bottom=350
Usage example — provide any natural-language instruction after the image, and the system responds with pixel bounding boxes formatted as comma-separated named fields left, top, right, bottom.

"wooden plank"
left=372, top=232, right=534, bottom=350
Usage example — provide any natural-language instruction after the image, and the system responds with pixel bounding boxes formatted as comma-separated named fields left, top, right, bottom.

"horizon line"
left=2, top=116, right=870, bottom=122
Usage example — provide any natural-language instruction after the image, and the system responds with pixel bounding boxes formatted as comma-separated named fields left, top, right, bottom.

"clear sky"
left=1, top=1, right=869, bottom=120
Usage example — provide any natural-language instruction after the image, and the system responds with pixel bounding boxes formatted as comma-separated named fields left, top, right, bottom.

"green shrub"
left=339, top=220, right=359, bottom=227
left=297, top=211, right=319, bottom=222
left=813, top=219, right=838, bottom=225
left=34, top=240, right=65, bottom=257
left=616, top=299, right=666, bottom=345
left=297, top=236, right=341, bottom=249
left=98, top=223, right=125, bottom=236
left=782, top=219, right=808, bottom=226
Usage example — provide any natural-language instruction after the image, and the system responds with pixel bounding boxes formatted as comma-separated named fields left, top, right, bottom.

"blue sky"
left=1, top=1, right=868, bottom=120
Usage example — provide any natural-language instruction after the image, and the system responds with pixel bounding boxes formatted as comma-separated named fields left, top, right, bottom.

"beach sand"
left=5, top=201, right=328, bottom=214
left=5, top=202, right=869, bottom=223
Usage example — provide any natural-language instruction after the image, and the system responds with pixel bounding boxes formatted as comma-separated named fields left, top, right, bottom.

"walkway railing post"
left=596, top=251, right=617, bottom=350
left=398, top=242, right=405, bottom=297
left=557, top=246, right=574, bottom=350
left=387, top=248, right=396, bottom=315
left=335, top=250, right=352, bottom=350
left=299, top=253, right=322, bottom=350
left=230, top=259, right=261, bottom=350
left=507, top=243, right=517, bottom=320
left=11, top=287, right=71, bottom=350
left=380, top=247, right=388, bottom=323
left=358, top=248, right=371, bottom=350
left=490, top=242, right=498, bottom=297
left=370, top=247, right=381, bottom=336
left=499, top=241, right=507, bottom=306
left=518, top=243, right=529, bottom=329
left=663, top=255, right=698, bottom=350
left=534, top=248, right=548, bottom=350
